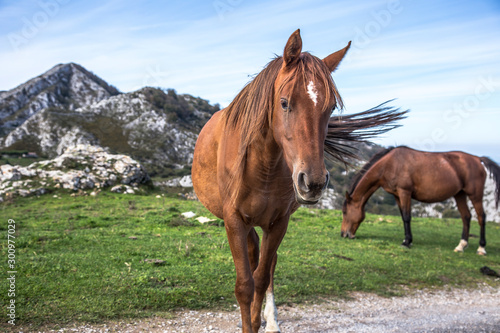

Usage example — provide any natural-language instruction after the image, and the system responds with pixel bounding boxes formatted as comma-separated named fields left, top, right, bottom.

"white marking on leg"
left=477, top=246, right=487, bottom=255
left=263, top=289, right=280, bottom=332
left=454, top=239, right=468, bottom=252
left=307, top=80, right=318, bottom=106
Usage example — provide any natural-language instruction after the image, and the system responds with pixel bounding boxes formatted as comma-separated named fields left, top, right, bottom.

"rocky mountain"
left=0, top=63, right=219, bottom=177
left=0, top=63, right=119, bottom=137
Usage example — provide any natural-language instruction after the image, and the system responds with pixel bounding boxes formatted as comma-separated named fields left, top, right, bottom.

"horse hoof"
left=263, top=321, right=281, bottom=332
left=454, top=240, right=468, bottom=252
left=477, top=251, right=487, bottom=256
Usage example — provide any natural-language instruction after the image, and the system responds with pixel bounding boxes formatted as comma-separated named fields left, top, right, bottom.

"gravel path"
left=20, top=284, right=500, bottom=333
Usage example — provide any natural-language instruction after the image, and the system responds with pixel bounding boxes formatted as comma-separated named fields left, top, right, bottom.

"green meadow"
left=1, top=191, right=499, bottom=330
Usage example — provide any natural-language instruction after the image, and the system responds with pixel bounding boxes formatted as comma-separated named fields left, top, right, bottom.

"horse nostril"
left=323, top=172, right=330, bottom=190
left=297, top=172, right=309, bottom=193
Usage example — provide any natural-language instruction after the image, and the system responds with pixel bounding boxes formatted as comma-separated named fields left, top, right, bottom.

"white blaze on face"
left=307, top=80, right=318, bottom=106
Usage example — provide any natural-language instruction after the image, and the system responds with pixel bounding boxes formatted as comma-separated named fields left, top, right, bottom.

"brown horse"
left=192, top=30, right=405, bottom=333
left=341, top=146, right=500, bottom=255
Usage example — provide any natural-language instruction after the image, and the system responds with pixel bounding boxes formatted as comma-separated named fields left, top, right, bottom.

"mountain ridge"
left=0, top=63, right=220, bottom=177
left=0, top=63, right=120, bottom=137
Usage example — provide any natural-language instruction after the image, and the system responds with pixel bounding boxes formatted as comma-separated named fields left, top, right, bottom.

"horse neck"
left=350, top=163, right=383, bottom=208
left=248, top=128, right=285, bottom=173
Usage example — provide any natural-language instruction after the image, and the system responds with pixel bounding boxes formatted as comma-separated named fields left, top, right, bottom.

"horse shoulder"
left=379, top=150, right=406, bottom=190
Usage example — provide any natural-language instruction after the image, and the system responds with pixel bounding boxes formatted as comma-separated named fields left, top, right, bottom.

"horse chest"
left=237, top=182, right=296, bottom=224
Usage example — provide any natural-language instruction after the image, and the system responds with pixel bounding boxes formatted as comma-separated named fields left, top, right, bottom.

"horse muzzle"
left=340, top=230, right=356, bottom=239
left=294, top=170, right=329, bottom=205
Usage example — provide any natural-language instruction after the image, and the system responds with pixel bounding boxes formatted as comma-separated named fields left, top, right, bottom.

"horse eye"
left=280, top=98, right=289, bottom=111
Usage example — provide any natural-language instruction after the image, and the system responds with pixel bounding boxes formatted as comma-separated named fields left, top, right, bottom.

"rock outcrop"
left=0, top=145, right=149, bottom=200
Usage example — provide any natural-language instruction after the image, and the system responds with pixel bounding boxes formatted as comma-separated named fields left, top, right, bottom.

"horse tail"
left=480, top=156, right=500, bottom=209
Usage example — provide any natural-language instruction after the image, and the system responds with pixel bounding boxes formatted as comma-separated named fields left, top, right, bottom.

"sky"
left=1, top=0, right=499, bottom=161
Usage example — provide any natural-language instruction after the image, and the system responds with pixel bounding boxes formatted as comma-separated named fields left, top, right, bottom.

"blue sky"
left=1, top=0, right=500, bottom=161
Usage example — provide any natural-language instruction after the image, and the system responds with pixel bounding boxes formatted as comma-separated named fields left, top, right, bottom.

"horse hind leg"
left=263, top=253, right=280, bottom=333
left=470, top=198, right=487, bottom=255
left=248, top=228, right=260, bottom=272
left=453, top=191, right=471, bottom=253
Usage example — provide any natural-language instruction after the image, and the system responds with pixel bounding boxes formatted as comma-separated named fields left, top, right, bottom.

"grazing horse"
left=341, top=146, right=500, bottom=255
left=192, top=30, right=405, bottom=333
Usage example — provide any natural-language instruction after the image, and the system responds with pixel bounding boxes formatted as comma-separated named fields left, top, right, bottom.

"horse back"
left=381, top=147, right=486, bottom=202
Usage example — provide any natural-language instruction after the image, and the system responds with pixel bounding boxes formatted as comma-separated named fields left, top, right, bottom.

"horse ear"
left=345, top=191, right=352, bottom=203
left=323, top=41, right=351, bottom=72
left=283, top=29, right=302, bottom=68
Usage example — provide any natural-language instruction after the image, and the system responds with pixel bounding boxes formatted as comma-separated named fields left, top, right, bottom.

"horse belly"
left=412, top=174, right=461, bottom=203
left=191, top=113, right=224, bottom=219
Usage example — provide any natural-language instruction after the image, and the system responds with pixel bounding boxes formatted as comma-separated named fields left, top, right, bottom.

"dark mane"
left=222, top=53, right=343, bottom=191
left=348, top=146, right=399, bottom=195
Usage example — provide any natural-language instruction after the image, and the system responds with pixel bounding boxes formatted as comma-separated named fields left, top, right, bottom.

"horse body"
left=192, top=30, right=349, bottom=333
left=341, top=146, right=500, bottom=254
left=380, top=149, right=485, bottom=203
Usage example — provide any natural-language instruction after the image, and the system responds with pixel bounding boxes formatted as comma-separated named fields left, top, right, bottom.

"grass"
left=0, top=156, right=46, bottom=167
left=1, top=191, right=499, bottom=330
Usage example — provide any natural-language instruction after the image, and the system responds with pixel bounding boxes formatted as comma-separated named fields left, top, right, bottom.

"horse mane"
left=348, top=146, right=400, bottom=195
left=325, top=100, right=408, bottom=165
left=222, top=53, right=343, bottom=193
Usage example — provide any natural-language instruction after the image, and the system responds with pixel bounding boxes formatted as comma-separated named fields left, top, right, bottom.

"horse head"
left=341, top=191, right=364, bottom=238
left=272, top=29, right=350, bottom=204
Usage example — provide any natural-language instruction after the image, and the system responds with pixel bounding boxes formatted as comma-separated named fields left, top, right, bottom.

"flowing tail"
left=480, top=156, right=500, bottom=209
left=324, top=100, right=408, bottom=165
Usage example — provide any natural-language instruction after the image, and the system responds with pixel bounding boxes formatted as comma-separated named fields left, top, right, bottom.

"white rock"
left=0, top=144, right=149, bottom=199
left=181, top=211, right=196, bottom=218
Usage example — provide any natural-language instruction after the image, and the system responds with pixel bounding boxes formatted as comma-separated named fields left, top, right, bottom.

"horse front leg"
left=396, top=192, right=412, bottom=248
left=251, top=217, right=288, bottom=333
left=225, top=216, right=255, bottom=333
